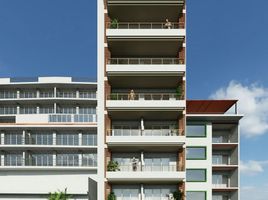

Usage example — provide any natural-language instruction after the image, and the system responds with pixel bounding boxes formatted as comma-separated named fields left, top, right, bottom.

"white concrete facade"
left=0, top=77, right=97, bottom=200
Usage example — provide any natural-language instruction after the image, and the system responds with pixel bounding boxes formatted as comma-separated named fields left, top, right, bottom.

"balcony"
left=106, top=93, right=185, bottom=111
left=106, top=128, right=185, bottom=148
left=106, top=58, right=185, bottom=76
left=106, top=22, right=185, bottom=39
left=107, top=163, right=185, bottom=182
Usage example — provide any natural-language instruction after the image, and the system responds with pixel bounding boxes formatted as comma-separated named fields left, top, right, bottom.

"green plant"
left=173, top=190, right=183, bottom=200
left=176, top=85, right=183, bottom=99
left=110, top=93, right=118, bottom=100
left=48, top=188, right=71, bottom=200
left=107, top=160, right=120, bottom=171
left=110, top=19, right=118, bottom=29
left=108, top=192, right=116, bottom=200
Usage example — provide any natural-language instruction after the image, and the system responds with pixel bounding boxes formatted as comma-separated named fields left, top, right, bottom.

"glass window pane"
left=186, top=191, right=206, bottom=200
left=186, top=124, right=206, bottom=137
left=186, top=147, right=206, bottom=160
left=186, top=169, right=206, bottom=182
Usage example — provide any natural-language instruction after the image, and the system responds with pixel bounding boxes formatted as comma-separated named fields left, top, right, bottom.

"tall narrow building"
left=98, top=0, right=187, bottom=199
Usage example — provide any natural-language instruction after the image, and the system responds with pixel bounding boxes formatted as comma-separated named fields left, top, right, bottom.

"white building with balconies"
left=0, top=77, right=98, bottom=199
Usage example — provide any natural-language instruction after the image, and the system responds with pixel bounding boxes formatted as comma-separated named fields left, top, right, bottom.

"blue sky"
left=1, top=0, right=268, bottom=199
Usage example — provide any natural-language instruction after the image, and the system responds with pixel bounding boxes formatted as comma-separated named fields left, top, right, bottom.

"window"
left=113, top=185, right=140, bottom=200
left=212, top=154, right=229, bottom=165
left=144, top=185, right=177, bottom=200
left=186, top=169, right=206, bottom=182
left=79, top=107, right=96, bottom=114
left=82, top=153, right=97, bottom=166
left=213, top=194, right=229, bottom=200
left=144, top=153, right=177, bottom=172
left=5, top=133, right=22, bottom=145
left=82, top=133, right=97, bottom=146
left=186, top=191, right=206, bottom=200
left=186, top=124, right=206, bottom=137
left=5, top=153, right=23, bottom=166
left=212, top=174, right=228, bottom=187
left=186, top=147, right=206, bottom=160
left=57, top=154, right=79, bottom=166
left=56, top=133, right=79, bottom=146
left=27, top=133, right=53, bottom=145
left=30, top=154, right=53, bottom=166
left=20, top=106, right=37, bottom=114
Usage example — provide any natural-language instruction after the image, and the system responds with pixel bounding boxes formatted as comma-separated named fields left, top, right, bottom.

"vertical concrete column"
left=141, top=151, right=144, bottom=171
left=17, top=105, right=20, bottom=114
left=79, top=132, right=82, bottom=146
left=140, top=184, right=144, bottom=200
left=22, top=151, right=26, bottom=166
left=1, top=132, right=4, bottom=145
left=54, top=87, right=57, bottom=98
left=0, top=152, right=4, bottom=166
left=141, top=118, right=144, bottom=136
left=79, top=151, right=82, bottom=167
left=76, top=90, right=79, bottom=98
left=54, top=103, right=57, bottom=114
left=22, top=130, right=26, bottom=145
left=16, top=90, right=20, bottom=99
left=76, top=106, right=80, bottom=115
left=53, top=151, right=57, bottom=166
left=36, top=106, right=40, bottom=114
left=53, top=131, right=57, bottom=145
left=36, top=89, right=40, bottom=98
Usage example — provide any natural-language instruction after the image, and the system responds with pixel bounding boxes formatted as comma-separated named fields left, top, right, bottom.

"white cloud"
left=241, top=185, right=268, bottom=200
left=210, top=81, right=268, bottom=137
left=241, top=160, right=268, bottom=175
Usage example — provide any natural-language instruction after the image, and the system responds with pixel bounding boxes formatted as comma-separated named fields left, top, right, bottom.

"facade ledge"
left=106, top=100, right=186, bottom=110
left=106, top=64, right=186, bottom=76
left=106, top=171, right=185, bottom=182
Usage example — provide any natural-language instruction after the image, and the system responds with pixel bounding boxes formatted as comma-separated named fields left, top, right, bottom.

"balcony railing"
left=107, top=129, right=184, bottom=136
left=107, top=22, right=184, bottom=29
left=107, top=58, right=184, bottom=65
left=110, top=163, right=177, bottom=172
left=48, top=114, right=97, bottom=123
left=107, top=93, right=184, bottom=101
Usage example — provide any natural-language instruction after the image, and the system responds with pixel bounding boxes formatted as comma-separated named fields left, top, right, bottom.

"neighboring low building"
left=0, top=77, right=97, bottom=199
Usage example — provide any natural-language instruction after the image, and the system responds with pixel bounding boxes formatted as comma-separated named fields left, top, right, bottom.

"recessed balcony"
left=106, top=58, right=185, bottom=76
left=106, top=93, right=185, bottom=110
left=106, top=128, right=185, bottom=148
left=106, top=22, right=185, bottom=39
left=106, top=156, right=185, bottom=182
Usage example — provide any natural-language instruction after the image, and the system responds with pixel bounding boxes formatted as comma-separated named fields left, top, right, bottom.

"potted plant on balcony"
left=107, top=160, right=120, bottom=171
left=110, top=19, right=119, bottom=29
left=172, top=190, right=183, bottom=200
left=110, top=93, right=118, bottom=100
left=108, top=192, right=116, bottom=200
left=175, top=85, right=183, bottom=100
left=48, top=188, right=71, bottom=200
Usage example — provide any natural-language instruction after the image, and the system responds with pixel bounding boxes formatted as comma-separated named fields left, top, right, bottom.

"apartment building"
left=97, top=0, right=241, bottom=200
left=186, top=100, right=241, bottom=200
left=0, top=77, right=98, bottom=199
left=98, top=0, right=187, bottom=199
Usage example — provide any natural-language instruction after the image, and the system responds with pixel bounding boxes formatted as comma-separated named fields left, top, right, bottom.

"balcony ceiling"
left=109, top=39, right=182, bottom=57
left=108, top=5, right=183, bottom=22
left=107, top=144, right=183, bottom=152
left=108, top=75, right=181, bottom=88
left=108, top=110, right=183, bottom=120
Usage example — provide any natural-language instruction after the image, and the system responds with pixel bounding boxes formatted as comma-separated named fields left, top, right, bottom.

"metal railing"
left=107, top=129, right=184, bottom=136
left=107, top=22, right=184, bottom=29
left=108, top=58, right=184, bottom=65
left=107, top=93, right=184, bottom=101
left=110, top=163, right=177, bottom=172
left=49, top=114, right=97, bottom=123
